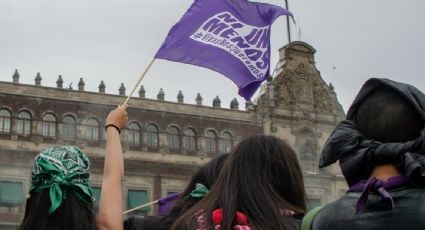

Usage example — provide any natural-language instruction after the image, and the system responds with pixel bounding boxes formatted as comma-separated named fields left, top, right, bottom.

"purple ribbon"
left=348, top=176, right=410, bottom=213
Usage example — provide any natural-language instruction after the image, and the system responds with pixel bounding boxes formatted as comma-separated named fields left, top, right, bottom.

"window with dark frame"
left=219, top=132, right=233, bottom=153
left=127, top=122, right=141, bottom=146
left=0, top=181, right=23, bottom=207
left=300, top=139, right=318, bottom=174
left=167, top=126, right=180, bottom=151
left=127, top=189, right=150, bottom=216
left=62, top=115, right=77, bottom=139
left=183, top=128, right=196, bottom=152
left=0, top=109, right=11, bottom=134
left=300, top=140, right=316, bottom=161
left=17, top=111, right=31, bottom=136
left=85, top=118, right=100, bottom=142
left=42, top=113, right=57, bottom=138
left=145, top=124, right=158, bottom=148
left=205, top=130, right=217, bottom=154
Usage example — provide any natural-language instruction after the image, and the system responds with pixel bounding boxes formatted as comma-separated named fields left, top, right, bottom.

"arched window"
left=300, top=139, right=318, bottom=174
left=62, top=115, right=77, bottom=139
left=85, top=118, right=100, bottom=141
left=145, top=124, right=158, bottom=148
left=205, top=130, right=217, bottom=154
left=183, top=128, right=196, bottom=152
left=300, top=139, right=316, bottom=161
left=0, top=109, right=11, bottom=134
left=42, top=113, right=57, bottom=138
left=219, top=132, right=233, bottom=153
left=128, top=122, right=141, bottom=146
left=17, top=111, right=32, bottom=135
left=167, top=126, right=180, bottom=151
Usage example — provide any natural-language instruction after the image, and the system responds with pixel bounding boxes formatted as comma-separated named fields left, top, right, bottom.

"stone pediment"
left=272, top=42, right=341, bottom=116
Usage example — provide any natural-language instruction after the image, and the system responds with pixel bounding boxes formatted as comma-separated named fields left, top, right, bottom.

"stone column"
left=153, top=175, right=162, bottom=214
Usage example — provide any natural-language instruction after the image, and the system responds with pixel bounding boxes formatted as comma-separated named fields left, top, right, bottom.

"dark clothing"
left=285, top=215, right=302, bottom=230
left=124, top=215, right=169, bottom=230
left=312, top=186, right=425, bottom=230
left=319, top=78, right=425, bottom=186
left=315, top=78, right=425, bottom=230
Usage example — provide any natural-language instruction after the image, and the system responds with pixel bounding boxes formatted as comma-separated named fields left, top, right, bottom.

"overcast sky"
left=1, top=0, right=424, bottom=112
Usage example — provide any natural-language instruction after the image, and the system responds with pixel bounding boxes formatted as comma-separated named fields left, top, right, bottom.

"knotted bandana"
left=320, top=78, right=425, bottom=186
left=320, top=120, right=425, bottom=186
left=30, top=146, right=93, bottom=214
left=189, top=183, right=209, bottom=198
left=348, top=176, right=410, bottom=213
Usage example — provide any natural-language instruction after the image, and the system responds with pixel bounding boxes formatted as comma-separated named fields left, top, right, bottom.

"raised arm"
left=97, top=104, right=128, bottom=230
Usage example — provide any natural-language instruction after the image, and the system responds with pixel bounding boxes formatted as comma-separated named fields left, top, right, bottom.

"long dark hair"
left=171, top=135, right=307, bottom=230
left=19, top=189, right=96, bottom=230
left=164, top=153, right=229, bottom=227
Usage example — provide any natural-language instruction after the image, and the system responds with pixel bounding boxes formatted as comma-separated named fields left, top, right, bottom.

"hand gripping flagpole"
left=123, top=58, right=156, bottom=105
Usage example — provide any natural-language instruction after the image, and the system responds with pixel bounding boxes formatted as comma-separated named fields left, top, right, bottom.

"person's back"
left=19, top=146, right=96, bottom=230
left=313, top=186, right=425, bottom=229
left=313, top=78, right=425, bottom=230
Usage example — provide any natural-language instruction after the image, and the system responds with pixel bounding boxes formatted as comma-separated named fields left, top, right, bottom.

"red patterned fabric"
left=196, top=208, right=296, bottom=229
left=196, top=209, right=252, bottom=230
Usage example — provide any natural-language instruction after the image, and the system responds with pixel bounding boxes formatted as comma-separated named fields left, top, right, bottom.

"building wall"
left=0, top=41, right=347, bottom=228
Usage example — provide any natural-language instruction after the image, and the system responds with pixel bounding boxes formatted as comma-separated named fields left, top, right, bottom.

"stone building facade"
left=0, top=41, right=346, bottom=229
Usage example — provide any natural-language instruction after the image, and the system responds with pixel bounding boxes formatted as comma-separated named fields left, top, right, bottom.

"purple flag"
left=155, top=0, right=292, bottom=100
left=157, top=192, right=181, bottom=215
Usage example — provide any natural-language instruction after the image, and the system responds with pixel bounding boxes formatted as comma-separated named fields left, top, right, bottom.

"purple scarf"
left=348, top=176, right=410, bottom=213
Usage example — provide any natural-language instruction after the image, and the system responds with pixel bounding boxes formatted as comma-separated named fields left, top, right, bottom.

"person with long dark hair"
left=19, top=146, right=97, bottom=230
left=124, top=153, right=229, bottom=230
left=171, top=134, right=307, bottom=230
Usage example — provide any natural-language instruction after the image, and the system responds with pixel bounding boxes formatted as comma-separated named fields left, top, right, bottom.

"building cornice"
left=0, top=81, right=253, bottom=122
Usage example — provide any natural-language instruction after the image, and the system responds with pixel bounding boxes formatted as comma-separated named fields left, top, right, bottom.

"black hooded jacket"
left=312, top=78, right=425, bottom=230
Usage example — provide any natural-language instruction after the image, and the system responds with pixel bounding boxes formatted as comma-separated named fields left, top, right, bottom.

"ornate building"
left=0, top=41, right=346, bottom=229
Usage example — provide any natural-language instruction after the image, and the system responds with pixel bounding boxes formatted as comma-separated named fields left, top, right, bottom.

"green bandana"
left=30, top=146, right=94, bottom=214
left=189, top=183, right=209, bottom=198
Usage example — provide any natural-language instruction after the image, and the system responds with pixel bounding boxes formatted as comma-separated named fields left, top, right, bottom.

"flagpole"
left=284, top=0, right=291, bottom=43
left=123, top=58, right=156, bottom=105
left=123, top=199, right=159, bottom=214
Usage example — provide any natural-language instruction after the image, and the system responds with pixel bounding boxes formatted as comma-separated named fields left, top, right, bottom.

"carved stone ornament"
left=274, top=68, right=293, bottom=108
left=274, top=63, right=314, bottom=108
left=274, top=62, right=337, bottom=114
left=312, top=78, right=334, bottom=113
